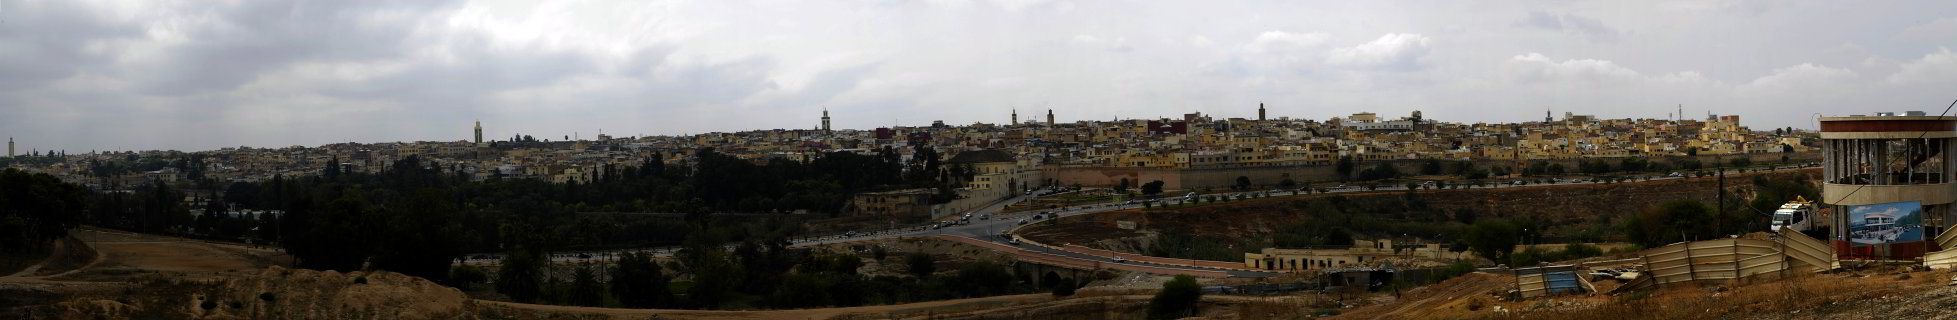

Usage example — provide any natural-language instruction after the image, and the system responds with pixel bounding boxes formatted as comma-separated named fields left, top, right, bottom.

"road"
left=468, top=164, right=1816, bottom=276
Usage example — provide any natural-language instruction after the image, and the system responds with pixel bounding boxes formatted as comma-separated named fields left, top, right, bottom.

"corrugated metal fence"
left=1614, top=228, right=1835, bottom=293
left=1923, top=228, right=1957, bottom=269
left=1515, top=265, right=1594, bottom=298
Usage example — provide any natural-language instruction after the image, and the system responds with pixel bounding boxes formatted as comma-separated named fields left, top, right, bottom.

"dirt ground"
left=1332, top=272, right=1518, bottom=319
left=41, top=229, right=285, bottom=282
left=1321, top=263, right=1957, bottom=320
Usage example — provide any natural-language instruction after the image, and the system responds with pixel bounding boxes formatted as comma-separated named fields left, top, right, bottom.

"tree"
left=496, top=249, right=545, bottom=303
left=1453, top=208, right=1478, bottom=224
left=1420, top=159, right=1443, bottom=175
left=769, top=272, right=834, bottom=308
left=1234, top=176, right=1251, bottom=191
left=1467, top=219, right=1519, bottom=265
left=1626, top=200, right=1718, bottom=248
left=569, top=265, right=605, bottom=307
left=1148, top=275, right=1203, bottom=319
left=1359, top=162, right=1401, bottom=180
left=1335, top=156, right=1356, bottom=181
left=370, top=188, right=466, bottom=283
left=0, top=169, right=87, bottom=255
left=290, top=193, right=378, bottom=271
left=1116, top=178, right=1131, bottom=193
left=323, top=157, right=342, bottom=179
left=906, top=253, right=936, bottom=278
left=951, top=261, right=1015, bottom=297
left=1141, top=180, right=1165, bottom=197
left=610, top=252, right=671, bottom=308
left=448, top=265, right=489, bottom=289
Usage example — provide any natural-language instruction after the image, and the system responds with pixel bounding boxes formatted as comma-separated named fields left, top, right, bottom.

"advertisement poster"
left=1847, top=201, right=1924, bottom=246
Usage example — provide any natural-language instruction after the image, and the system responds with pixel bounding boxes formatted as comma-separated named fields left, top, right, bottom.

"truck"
left=1770, top=196, right=1816, bottom=233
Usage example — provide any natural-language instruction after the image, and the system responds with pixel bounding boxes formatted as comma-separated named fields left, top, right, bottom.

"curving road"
left=468, top=164, right=1817, bottom=277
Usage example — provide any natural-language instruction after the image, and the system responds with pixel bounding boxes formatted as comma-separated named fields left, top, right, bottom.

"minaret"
left=473, top=121, right=483, bottom=144
left=1046, top=109, right=1055, bottom=125
left=1011, top=109, right=1019, bottom=125
left=1258, top=102, right=1267, bottom=121
left=1545, top=108, right=1553, bottom=123
left=6, top=137, right=12, bottom=158
left=821, top=108, right=832, bottom=132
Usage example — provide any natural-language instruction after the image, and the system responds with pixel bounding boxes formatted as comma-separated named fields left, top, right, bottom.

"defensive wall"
left=1048, top=152, right=1821, bottom=190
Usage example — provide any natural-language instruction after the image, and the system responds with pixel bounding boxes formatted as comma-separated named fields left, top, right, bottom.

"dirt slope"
left=1024, top=169, right=1819, bottom=246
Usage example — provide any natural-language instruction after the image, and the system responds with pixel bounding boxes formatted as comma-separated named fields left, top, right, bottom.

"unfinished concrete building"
left=1820, top=111, right=1956, bottom=260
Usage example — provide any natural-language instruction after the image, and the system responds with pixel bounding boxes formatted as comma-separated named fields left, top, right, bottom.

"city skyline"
left=1, top=0, right=1954, bottom=152
left=4, top=106, right=1792, bottom=154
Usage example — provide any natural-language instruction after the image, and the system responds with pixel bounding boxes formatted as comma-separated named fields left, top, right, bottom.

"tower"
left=5, top=137, right=12, bottom=158
left=473, top=121, right=483, bottom=144
left=1545, top=108, right=1553, bottom=123
left=1258, top=102, right=1267, bottom=121
left=1012, top=109, right=1019, bottom=125
left=821, top=108, right=832, bottom=132
left=1046, top=109, right=1055, bottom=125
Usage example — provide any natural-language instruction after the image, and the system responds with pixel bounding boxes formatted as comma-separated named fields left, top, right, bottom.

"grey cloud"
left=132, top=1, right=465, bottom=95
left=0, top=0, right=143, bottom=91
left=1, top=0, right=1955, bottom=151
left=1517, top=11, right=1621, bottom=42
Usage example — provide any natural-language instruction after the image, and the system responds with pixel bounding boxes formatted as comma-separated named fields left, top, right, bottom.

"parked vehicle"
left=1771, top=196, right=1817, bottom=232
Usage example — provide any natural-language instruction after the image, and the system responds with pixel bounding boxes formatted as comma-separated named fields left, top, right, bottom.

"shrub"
left=448, top=265, right=490, bottom=289
left=906, top=253, right=936, bottom=278
left=1148, top=275, right=1202, bottom=319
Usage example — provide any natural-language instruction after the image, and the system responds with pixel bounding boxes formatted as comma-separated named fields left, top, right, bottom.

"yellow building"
left=1243, top=239, right=1471, bottom=272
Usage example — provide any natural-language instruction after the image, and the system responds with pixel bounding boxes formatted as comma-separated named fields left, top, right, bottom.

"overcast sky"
left=3, top=0, right=1956, bottom=152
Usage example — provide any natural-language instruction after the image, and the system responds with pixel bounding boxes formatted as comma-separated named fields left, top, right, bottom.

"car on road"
left=1110, top=256, right=1126, bottom=263
left=1017, top=219, right=1028, bottom=225
left=1007, top=238, right=1020, bottom=245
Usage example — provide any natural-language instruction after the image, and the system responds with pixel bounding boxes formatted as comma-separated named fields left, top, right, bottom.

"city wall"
left=1049, top=152, right=1821, bottom=190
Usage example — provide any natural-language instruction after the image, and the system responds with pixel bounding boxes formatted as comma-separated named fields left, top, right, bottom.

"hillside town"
left=3, top=106, right=1814, bottom=191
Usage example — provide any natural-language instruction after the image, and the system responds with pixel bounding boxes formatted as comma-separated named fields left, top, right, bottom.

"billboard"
left=1846, top=201, right=1924, bottom=246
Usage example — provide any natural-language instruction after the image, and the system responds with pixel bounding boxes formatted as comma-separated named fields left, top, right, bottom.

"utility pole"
left=1717, top=167, right=1726, bottom=235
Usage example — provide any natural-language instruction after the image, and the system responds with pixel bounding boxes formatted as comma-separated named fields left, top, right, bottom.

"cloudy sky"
left=3, top=0, right=1956, bottom=152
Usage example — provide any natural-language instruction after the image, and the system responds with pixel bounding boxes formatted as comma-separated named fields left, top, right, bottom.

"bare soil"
left=44, top=229, right=281, bottom=282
